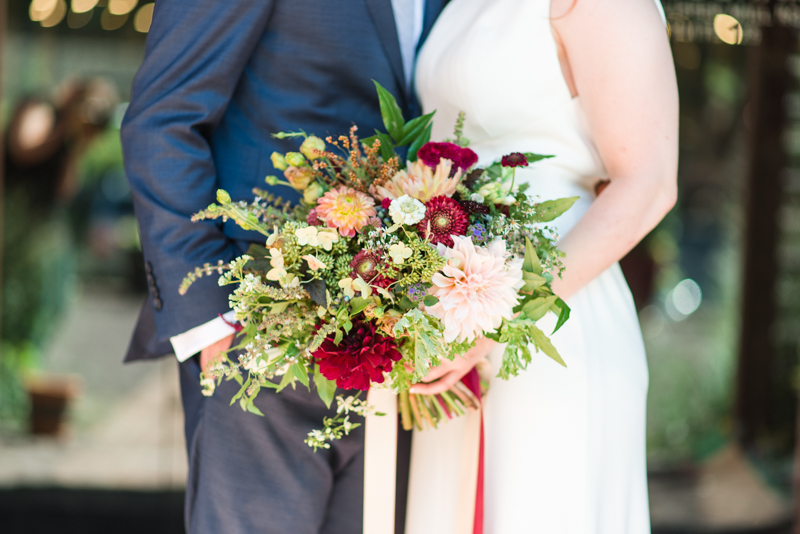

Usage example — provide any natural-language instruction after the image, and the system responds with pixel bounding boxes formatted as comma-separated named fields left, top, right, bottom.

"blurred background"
left=0, top=0, right=799, bottom=533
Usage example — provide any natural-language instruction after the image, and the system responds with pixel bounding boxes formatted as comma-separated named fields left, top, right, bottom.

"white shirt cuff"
left=170, top=311, right=237, bottom=362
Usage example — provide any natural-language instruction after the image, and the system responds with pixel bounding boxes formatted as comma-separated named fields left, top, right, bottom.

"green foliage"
left=313, top=365, right=337, bottom=409
left=393, top=309, right=447, bottom=381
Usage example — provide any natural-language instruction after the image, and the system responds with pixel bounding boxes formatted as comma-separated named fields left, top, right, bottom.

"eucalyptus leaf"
left=422, top=295, right=439, bottom=307
left=373, top=81, right=405, bottom=139
left=529, top=325, right=566, bottom=367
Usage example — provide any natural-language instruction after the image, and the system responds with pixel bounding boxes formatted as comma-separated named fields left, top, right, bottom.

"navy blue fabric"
left=122, top=0, right=446, bottom=360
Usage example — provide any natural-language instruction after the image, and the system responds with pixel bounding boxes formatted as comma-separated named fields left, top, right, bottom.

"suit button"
left=152, top=296, right=163, bottom=311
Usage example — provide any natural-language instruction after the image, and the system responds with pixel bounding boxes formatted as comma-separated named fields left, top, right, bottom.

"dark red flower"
left=458, top=199, right=490, bottom=217
left=418, top=196, right=469, bottom=247
left=381, top=197, right=392, bottom=210
left=313, top=321, right=402, bottom=390
left=501, top=152, right=528, bottom=168
left=350, top=250, right=394, bottom=288
left=418, top=142, right=479, bottom=171
left=307, top=208, right=322, bottom=226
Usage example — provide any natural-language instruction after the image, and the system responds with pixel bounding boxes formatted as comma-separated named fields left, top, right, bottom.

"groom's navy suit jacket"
left=122, top=0, right=446, bottom=361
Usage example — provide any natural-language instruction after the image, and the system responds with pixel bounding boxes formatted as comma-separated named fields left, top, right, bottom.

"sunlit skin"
left=412, top=0, right=679, bottom=395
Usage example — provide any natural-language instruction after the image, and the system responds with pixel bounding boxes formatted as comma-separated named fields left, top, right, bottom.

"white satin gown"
left=406, top=0, right=662, bottom=532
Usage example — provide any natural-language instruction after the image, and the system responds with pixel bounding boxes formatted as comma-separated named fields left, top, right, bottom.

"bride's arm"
left=549, top=0, right=678, bottom=300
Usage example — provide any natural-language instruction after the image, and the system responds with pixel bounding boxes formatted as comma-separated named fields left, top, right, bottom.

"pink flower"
left=315, top=186, right=377, bottom=237
left=370, top=159, right=462, bottom=203
left=425, top=236, right=524, bottom=343
left=418, top=142, right=478, bottom=171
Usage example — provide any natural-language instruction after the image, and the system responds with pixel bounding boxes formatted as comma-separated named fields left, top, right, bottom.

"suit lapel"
left=364, top=0, right=407, bottom=98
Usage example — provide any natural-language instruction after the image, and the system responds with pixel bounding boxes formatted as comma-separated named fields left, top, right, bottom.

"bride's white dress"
left=406, top=0, right=661, bottom=532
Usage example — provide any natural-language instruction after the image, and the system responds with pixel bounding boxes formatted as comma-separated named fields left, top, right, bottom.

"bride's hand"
left=409, top=337, right=497, bottom=395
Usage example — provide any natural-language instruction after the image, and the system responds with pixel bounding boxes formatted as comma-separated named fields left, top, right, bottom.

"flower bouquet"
left=181, top=83, right=577, bottom=450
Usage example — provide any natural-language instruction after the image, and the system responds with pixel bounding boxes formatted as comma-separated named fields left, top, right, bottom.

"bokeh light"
left=40, top=0, right=67, bottom=27
left=133, top=3, right=154, bottom=33
left=665, top=279, right=703, bottom=321
left=108, top=0, right=138, bottom=16
left=100, top=7, right=128, bottom=30
left=29, top=0, right=58, bottom=22
left=714, top=14, right=744, bottom=45
left=70, top=0, right=98, bottom=14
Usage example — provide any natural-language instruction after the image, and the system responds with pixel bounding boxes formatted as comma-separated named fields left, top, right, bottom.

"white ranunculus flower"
left=388, top=194, right=427, bottom=225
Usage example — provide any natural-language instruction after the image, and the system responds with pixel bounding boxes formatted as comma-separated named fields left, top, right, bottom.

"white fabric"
left=391, top=0, right=426, bottom=88
left=406, top=0, right=654, bottom=532
left=170, top=311, right=237, bottom=362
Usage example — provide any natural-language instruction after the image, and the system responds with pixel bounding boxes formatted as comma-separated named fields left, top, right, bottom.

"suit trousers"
left=178, top=357, right=365, bottom=534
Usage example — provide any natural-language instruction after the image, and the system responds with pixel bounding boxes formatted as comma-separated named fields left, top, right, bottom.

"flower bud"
left=284, top=152, right=307, bottom=167
left=265, top=175, right=280, bottom=186
left=270, top=152, right=288, bottom=171
left=216, top=189, right=231, bottom=204
left=284, top=165, right=315, bottom=191
left=303, top=182, right=325, bottom=204
left=300, top=136, right=326, bottom=161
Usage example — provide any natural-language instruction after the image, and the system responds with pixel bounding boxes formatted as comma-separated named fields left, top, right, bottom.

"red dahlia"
left=350, top=250, right=393, bottom=288
left=313, top=321, right=402, bottom=391
left=501, top=152, right=529, bottom=168
left=418, top=142, right=479, bottom=171
left=418, top=196, right=469, bottom=247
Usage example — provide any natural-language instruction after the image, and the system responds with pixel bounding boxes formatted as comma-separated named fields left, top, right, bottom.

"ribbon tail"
left=363, top=388, right=398, bottom=534
left=456, top=368, right=484, bottom=534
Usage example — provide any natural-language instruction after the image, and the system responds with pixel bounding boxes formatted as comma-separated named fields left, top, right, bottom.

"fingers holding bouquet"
left=410, top=337, right=496, bottom=396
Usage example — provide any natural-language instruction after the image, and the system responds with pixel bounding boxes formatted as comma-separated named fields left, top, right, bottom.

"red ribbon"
left=460, top=368, right=484, bottom=534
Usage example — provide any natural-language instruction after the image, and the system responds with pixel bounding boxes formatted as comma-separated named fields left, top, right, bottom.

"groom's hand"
left=200, top=334, right=235, bottom=372
left=409, top=337, right=497, bottom=395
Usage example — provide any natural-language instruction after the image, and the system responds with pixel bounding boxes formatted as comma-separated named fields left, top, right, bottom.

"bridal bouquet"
left=181, top=83, right=577, bottom=450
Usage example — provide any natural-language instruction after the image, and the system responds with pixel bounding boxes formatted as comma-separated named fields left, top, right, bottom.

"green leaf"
left=407, top=122, right=432, bottom=162
left=521, top=271, right=547, bottom=292
left=551, top=298, right=571, bottom=334
left=399, top=295, right=416, bottom=311
left=375, top=130, right=397, bottom=163
left=334, top=328, right=344, bottom=345
left=373, top=81, right=405, bottom=139
left=349, top=296, right=372, bottom=316
left=246, top=403, right=265, bottom=416
left=292, top=362, right=310, bottom=389
left=269, top=301, right=289, bottom=315
left=521, top=152, right=555, bottom=164
left=276, top=370, right=296, bottom=392
left=529, top=325, right=566, bottom=367
left=523, top=237, right=543, bottom=275
left=422, top=295, right=439, bottom=307
left=313, top=364, right=337, bottom=409
left=392, top=309, right=447, bottom=380
left=231, top=376, right=251, bottom=405
left=396, top=112, right=435, bottom=146
left=306, top=279, right=327, bottom=307
left=343, top=320, right=353, bottom=333
left=522, top=295, right=558, bottom=321
left=535, top=197, right=579, bottom=223
left=361, top=135, right=378, bottom=148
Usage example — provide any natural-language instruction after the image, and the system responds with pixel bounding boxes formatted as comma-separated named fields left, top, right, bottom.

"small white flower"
left=266, top=248, right=286, bottom=281
left=388, top=242, right=413, bottom=265
left=470, top=193, right=485, bottom=203
left=338, top=276, right=372, bottom=299
left=388, top=194, right=426, bottom=225
left=200, top=377, right=216, bottom=396
left=317, top=230, right=339, bottom=251
left=295, top=226, right=320, bottom=247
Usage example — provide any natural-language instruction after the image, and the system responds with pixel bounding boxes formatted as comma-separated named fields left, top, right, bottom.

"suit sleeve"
left=121, top=0, right=273, bottom=341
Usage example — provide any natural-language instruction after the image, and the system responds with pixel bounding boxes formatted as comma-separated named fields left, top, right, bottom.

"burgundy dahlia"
left=501, top=152, right=529, bottom=168
left=381, top=197, right=392, bottom=210
left=313, top=321, right=402, bottom=390
left=307, top=208, right=322, bottom=226
left=417, top=142, right=479, bottom=171
left=350, top=250, right=393, bottom=288
left=418, top=196, right=469, bottom=247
